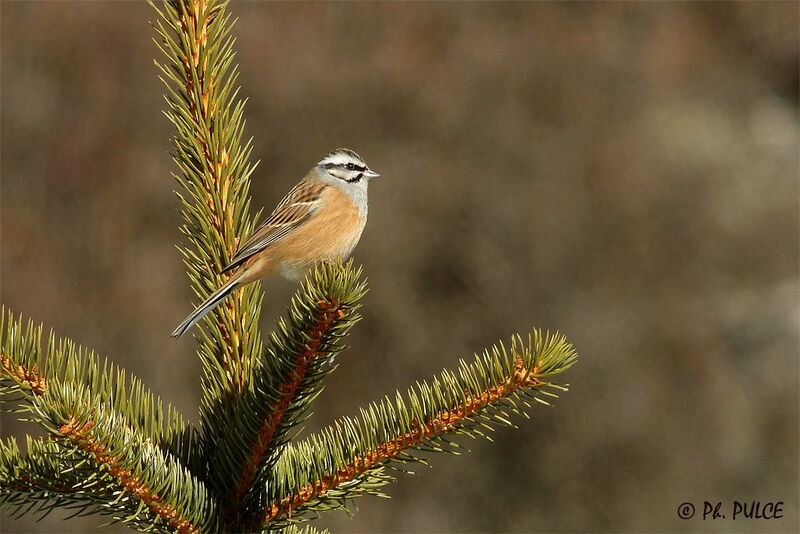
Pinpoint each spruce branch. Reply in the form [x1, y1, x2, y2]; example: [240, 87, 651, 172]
[0, 436, 170, 529]
[52, 414, 208, 533]
[1, 435, 200, 533]
[263, 331, 577, 527]
[0, 308, 188, 454]
[0, 308, 216, 531]
[28, 383, 214, 532]
[0, 310, 49, 400]
[213, 261, 366, 528]
[150, 0, 263, 399]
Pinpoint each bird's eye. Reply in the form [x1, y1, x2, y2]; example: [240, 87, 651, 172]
[346, 163, 355, 170]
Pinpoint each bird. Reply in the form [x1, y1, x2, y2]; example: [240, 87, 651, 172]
[171, 148, 379, 338]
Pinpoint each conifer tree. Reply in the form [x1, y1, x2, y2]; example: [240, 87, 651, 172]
[0, 1, 578, 532]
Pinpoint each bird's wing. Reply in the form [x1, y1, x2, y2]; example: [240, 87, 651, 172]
[222, 178, 327, 273]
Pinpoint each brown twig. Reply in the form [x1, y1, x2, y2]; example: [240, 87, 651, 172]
[226, 300, 343, 522]
[57, 416, 201, 534]
[0, 352, 47, 396]
[263, 358, 541, 523]
[11, 475, 78, 495]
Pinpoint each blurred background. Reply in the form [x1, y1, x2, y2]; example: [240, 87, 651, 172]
[1, 1, 798, 532]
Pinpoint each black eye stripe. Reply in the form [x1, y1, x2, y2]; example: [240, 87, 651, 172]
[324, 162, 365, 169]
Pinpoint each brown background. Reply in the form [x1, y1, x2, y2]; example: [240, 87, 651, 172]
[1, 1, 798, 532]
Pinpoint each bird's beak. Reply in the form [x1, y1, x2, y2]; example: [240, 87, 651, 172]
[364, 168, 380, 178]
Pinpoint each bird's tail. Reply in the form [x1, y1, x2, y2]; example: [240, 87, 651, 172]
[171, 276, 242, 338]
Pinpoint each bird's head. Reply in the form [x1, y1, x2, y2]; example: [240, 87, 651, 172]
[317, 148, 379, 186]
